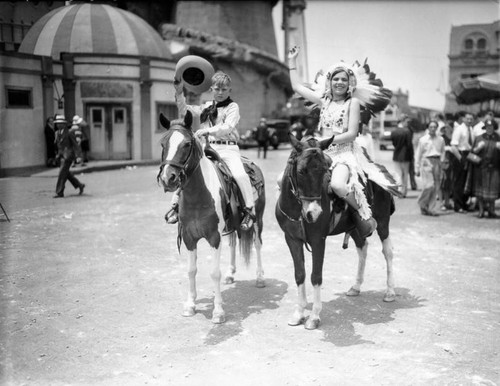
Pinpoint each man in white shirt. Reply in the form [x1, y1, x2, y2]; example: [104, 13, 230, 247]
[450, 112, 474, 213]
[415, 121, 445, 216]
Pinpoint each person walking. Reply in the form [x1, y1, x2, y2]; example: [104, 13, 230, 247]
[256, 117, 270, 159]
[73, 115, 90, 164]
[408, 120, 418, 191]
[439, 121, 455, 211]
[391, 114, 413, 197]
[414, 121, 446, 216]
[53, 114, 85, 198]
[465, 120, 500, 218]
[450, 112, 474, 213]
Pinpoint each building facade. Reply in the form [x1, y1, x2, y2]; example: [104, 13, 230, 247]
[445, 20, 500, 114]
[0, 1, 290, 175]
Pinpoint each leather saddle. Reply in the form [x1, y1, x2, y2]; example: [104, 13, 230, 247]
[204, 145, 264, 234]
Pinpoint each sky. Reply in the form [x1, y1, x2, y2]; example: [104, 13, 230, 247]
[272, 0, 500, 111]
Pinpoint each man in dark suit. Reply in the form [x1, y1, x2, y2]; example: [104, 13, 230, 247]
[53, 114, 85, 198]
[391, 114, 414, 197]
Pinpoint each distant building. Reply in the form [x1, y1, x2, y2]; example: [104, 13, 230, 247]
[445, 20, 500, 115]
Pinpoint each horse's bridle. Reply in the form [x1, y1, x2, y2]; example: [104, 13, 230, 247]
[277, 147, 327, 223]
[158, 127, 201, 186]
[289, 147, 324, 203]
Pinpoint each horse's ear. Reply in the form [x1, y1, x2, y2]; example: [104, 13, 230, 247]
[289, 132, 303, 151]
[184, 110, 193, 129]
[159, 113, 171, 130]
[318, 136, 334, 150]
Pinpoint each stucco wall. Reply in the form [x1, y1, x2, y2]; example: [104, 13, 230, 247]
[0, 55, 46, 169]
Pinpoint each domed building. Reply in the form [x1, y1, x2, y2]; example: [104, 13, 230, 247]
[1, 3, 177, 171]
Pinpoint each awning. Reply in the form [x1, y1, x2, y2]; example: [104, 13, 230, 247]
[453, 72, 500, 105]
[19, 3, 172, 60]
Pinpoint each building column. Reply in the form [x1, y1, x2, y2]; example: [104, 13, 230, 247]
[140, 58, 152, 159]
[61, 53, 76, 121]
[41, 56, 54, 121]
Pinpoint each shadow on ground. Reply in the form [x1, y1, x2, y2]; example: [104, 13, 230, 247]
[196, 278, 288, 346]
[318, 287, 426, 346]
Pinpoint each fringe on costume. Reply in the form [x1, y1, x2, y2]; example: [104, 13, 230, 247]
[326, 142, 401, 220]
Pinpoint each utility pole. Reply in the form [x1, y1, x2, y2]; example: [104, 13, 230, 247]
[282, 0, 308, 82]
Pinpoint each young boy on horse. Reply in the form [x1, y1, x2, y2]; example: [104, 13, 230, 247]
[165, 71, 256, 231]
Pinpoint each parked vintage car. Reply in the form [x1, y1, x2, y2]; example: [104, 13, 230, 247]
[238, 119, 290, 149]
[379, 121, 397, 150]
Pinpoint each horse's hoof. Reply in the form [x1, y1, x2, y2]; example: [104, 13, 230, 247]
[212, 313, 226, 324]
[383, 292, 396, 302]
[304, 317, 320, 330]
[287, 316, 306, 326]
[224, 276, 235, 285]
[256, 279, 266, 288]
[346, 287, 361, 297]
[182, 306, 196, 317]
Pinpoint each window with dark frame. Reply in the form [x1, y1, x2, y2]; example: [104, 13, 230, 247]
[156, 102, 177, 132]
[6, 87, 32, 108]
[464, 38, 474, 51]
[477, 38, 487, 51]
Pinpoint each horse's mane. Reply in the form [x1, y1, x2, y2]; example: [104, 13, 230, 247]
[286, 136, 322, 169]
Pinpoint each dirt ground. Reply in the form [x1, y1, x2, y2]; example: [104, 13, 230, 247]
[0, 148, 499, 385]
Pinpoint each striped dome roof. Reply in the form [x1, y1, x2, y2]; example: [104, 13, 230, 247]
[19, 4, 171, 60]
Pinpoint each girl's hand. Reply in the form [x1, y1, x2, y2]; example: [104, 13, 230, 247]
[173, 77, 183, 94]
[288, 46, 300, 60]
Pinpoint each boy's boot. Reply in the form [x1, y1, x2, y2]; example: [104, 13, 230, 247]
[240, 207, 256, 231]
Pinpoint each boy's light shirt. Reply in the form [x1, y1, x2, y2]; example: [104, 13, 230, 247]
[176, 93, 240, 141]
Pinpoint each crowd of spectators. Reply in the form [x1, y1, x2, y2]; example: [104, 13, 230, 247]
[409, 110, 499, 218]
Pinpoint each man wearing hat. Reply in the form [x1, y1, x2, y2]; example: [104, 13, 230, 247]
[53, 114, 85, 198]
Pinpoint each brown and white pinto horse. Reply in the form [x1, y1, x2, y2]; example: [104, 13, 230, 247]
[157, 111, 265, 324]
[276, 134, 396, 330]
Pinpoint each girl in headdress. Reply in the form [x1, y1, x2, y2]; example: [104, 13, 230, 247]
[288, 46, 399, 237]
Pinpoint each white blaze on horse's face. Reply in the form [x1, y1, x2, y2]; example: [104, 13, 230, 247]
[302, 200, 322, 223]
[161, 130, 185, 182]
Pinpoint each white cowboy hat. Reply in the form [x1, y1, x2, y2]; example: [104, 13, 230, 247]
[54, 114, 67, 124]
[175, 55, 215, 94]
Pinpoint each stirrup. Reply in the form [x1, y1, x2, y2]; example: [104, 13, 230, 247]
[165, 203, 179, 224]
[240, 208, 256, 231]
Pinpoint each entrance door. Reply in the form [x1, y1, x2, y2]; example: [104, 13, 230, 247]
[87, 104, 131, 160]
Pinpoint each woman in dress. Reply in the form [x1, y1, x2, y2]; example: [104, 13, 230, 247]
[287, 46, 399, 237]
[465, 119, 500, 218]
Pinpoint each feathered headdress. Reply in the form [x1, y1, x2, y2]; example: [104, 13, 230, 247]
[304, 58, 392, 119]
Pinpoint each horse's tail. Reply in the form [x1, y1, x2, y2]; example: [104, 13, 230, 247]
[239, 227, 254, 267]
